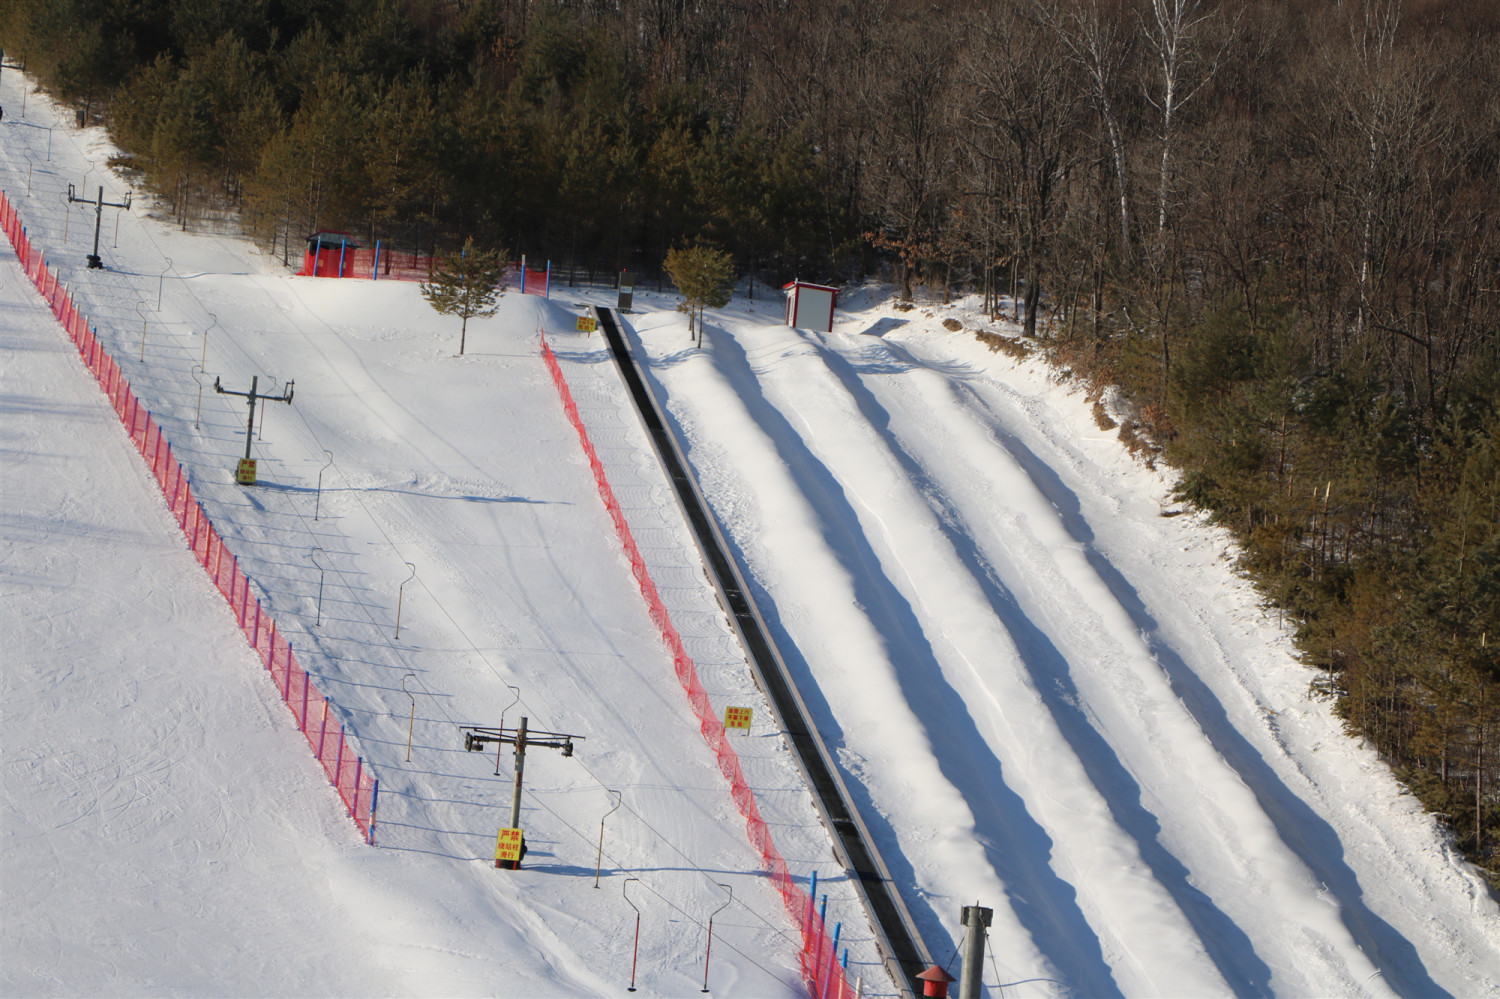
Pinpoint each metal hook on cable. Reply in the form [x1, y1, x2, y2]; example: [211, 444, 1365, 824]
[309, 548, 325, 627]
[314, 450, 334, 521]
[395, 561, 416, 639]
[494, 684, 522, 775]
[401, 673, 417, 762]
[255, 376, 279, 441]
[134, 304, 148, 363]
[702, 883, 734, 993]
[594, 789, 623, 888]
[190, 364, 206, 429]
[157, 256, 172, 309]
[199, 312, 217, 368]
[623, 877, 642, 993]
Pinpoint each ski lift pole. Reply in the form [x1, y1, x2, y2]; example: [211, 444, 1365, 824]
[214, 374, 294, 484]
[460, 714, 580, 871]
[509, 716, 528, 836]
[66, 183, 130, 269]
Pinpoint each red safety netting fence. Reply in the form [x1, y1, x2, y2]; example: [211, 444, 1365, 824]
[0, 189, 378, 845]
[295, 242, 551, 295]
[540, 333, 853, 999]
[297, 244, 437, 281]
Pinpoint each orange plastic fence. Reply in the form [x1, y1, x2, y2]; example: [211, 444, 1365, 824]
[539, 333, 853, 999]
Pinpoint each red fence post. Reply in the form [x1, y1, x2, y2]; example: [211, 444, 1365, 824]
[352, 756, 363, 818]
[318, 700, 329, 762]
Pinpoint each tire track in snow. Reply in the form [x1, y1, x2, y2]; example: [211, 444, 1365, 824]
[644, 321, 1147, 995]
[790, 330, 1284, 997]
[921, 349, 1447, 998]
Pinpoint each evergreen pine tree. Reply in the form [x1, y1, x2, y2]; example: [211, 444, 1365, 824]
[420, 237, 507, 355]
[663, 243, 734, 348]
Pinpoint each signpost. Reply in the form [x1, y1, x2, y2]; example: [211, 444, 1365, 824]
[495, 827, 524, 867]
[575, 315, 598, 333]
[618, 270, 634, 313]
[724, 706, 753, 734]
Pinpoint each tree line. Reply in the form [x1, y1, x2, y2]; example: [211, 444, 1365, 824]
[2, 0, 1496, 882]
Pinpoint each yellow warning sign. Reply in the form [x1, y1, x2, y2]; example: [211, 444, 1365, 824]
[724, 706, 753, 732]
[575, 316, 598, 333]
[495, 826, 524, 862]
[236, 458, 257, 485]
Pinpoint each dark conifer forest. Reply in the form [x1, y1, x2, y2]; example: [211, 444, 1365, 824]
[2, 0, 1496, 883]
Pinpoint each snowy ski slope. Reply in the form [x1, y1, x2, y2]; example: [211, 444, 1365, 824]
[3, 72, 1496, 997]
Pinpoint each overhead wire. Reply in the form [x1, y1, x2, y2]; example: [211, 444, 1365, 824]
[5, 100, 886, 990]
[66, 184, 871, 988]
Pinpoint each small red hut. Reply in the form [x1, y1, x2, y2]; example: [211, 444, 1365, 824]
[299, 231, 362, 277]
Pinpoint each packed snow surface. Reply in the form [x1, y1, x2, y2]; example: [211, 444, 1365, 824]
[3, 75, 1497, 997]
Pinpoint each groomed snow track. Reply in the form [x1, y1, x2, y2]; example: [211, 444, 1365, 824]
[595, 306, 931, 997]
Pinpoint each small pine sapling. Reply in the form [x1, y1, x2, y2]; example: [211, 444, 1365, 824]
[421, 237, 509, 355]
[663, 243, 735, 348]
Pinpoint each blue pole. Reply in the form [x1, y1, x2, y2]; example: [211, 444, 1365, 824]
[820, 923, 842, 999]
[373, 240, 381, 280]
[338, 239, 347, 276]
[814, 895, 828, 989]
[806, 871, 817, 932]
[368, 778, 379, 844]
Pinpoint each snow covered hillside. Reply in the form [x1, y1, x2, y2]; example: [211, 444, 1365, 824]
[3, 72, 1497, 998]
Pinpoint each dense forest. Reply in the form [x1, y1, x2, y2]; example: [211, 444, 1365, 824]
[2, 0, 1496, 884]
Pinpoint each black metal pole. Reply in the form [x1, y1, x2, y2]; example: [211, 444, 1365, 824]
[67, 184, 129, 268]
[90, 188, 103, 267]
[243, 375, 258, 461]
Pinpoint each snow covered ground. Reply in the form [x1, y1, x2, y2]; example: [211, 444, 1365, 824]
[3, 73, 1497, 997]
